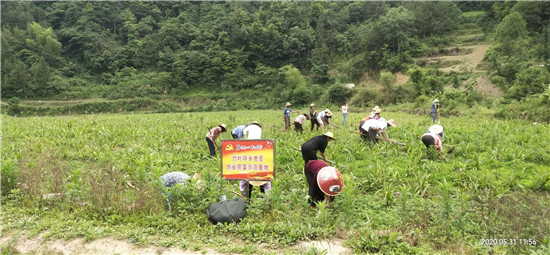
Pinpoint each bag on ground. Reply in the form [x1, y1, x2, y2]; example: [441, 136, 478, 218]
[207, 197, 246, 224]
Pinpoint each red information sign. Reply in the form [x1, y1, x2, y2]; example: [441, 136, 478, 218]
[220, 139, 275, 180]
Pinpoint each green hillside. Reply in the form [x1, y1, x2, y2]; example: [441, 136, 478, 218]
[2, 1, 549, 121]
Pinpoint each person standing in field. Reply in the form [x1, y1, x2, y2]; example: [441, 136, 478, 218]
[243, 121, 262, 139]
[431, 99, 440, 123]
[294, 113, 310, 133]
[342, 103, 348, 125]
[283, 102, 299, 131]
[231, 125, 247, 139]
[421, 124, 443, 152]
[304, 160, 344, 209]
[239, 121, 271, 199]
[206, 124, 227, 157]
[309, 104, 320, 131]
[301, 132, 335, 164]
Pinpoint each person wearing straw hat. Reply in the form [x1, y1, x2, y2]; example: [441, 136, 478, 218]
[359, 106, 382, 135]
[294, 113, 310, 133]
[206, 124, 227, 156]
[283, 102, 299, 130]
[323, 109, 333, 125]
[231, 125, 247, 139]
[422, 124, 443, 152]
[431, 99, 440, 123]
[243, 121, 262, 139]
[361, 118, 396, 143]
[300, 132, 335, 164]
[309, 104, 321, 131]
[239, 121, 270, 199]
[304, 160, 344, 208]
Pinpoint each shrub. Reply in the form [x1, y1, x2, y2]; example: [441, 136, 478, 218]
[325, 84, 353, 105]
[351, 87, 379, 108]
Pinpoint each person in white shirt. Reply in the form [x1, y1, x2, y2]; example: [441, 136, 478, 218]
[243, 121, 262, 139]
[239, 121, 271, 199]
[294, 114, 310, 133]
[317, 110, 326, 128]
[342, 103, 348, 125]
[361, 118, 396, 144]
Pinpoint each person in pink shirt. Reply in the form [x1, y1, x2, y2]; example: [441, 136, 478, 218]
[421, 125, 443, 152]
[206, 124, 227, 156]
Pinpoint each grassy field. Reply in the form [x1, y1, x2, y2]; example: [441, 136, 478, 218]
[1, 109, 549, 254]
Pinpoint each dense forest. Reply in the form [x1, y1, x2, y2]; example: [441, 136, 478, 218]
[1, 1, 550, 119]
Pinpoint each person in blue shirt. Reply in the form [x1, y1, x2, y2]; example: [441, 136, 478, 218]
[231, 125, 247, 139]
[283, 102, 299, 130]
[431, 99, 440, 123]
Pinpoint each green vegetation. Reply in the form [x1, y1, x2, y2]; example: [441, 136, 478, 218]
[2, 110, 549, 253]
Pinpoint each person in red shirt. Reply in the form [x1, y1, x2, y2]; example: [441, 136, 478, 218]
[304, 160, 344, 208]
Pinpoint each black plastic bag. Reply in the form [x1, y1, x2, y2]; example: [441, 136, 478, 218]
[207, 197, 246, 224]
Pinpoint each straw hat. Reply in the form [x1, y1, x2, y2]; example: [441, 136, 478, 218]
[324, 131, 335, 140]
[249, 180, 268, 186]
[220, 124, 227, 131]
[433, 99, 439, 103]
[251, 121, 261, 128]
[372, 106, 381, 114]
[428, 124, 443, 134]
[326, 111, 332, 117]
[286, 102, 291, 107]
[310, 103, 315, 107]
[387, 119, 396, 127]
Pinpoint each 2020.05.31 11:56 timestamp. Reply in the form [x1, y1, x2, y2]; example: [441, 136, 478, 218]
[481, 239, 537, 246]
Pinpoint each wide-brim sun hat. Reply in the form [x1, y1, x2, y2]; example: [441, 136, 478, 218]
[249, 180, 268, 186]
[326, 111, 332, 117]
[428, 124, 443, 134]
[286, 102, 291, 107]
[433, 99, 439, 103]
[220, 124, 227, 131]
[387, 119, 397, 127]
[317, 166, 344, 196]
[372, 106, 381, 114]
[324, 131, 335, 140]
[310, 103, 315, 107]
[251, 121, 261, 128]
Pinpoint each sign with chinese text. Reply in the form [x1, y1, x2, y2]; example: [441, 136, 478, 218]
[221, 139, 275, 180]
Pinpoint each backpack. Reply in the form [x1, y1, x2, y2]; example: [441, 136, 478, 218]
[207, 197, 246, 224]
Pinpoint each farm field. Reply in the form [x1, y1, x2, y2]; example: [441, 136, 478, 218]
[1, 110, 550, 254]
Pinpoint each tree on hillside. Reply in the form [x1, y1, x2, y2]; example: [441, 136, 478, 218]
[485, 12, 532, 84]
[403, 2, 461, 37]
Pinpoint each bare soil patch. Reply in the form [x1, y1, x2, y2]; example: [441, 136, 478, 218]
[438, 44, 490, 73]
[0, 232, 220, 255]
[395, 72, 410, 85]
[474, 75, 503, 97]
[296, 239, 351, 254]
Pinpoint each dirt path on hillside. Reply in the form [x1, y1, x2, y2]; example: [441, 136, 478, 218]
[0, 231, 351, 254]
[439, 44, 490, 72]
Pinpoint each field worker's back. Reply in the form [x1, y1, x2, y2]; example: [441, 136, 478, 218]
[243, 124, 262, 139]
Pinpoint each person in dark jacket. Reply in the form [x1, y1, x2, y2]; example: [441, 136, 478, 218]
[309, 104, 320, 131]
[300, 132, 335, 164]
